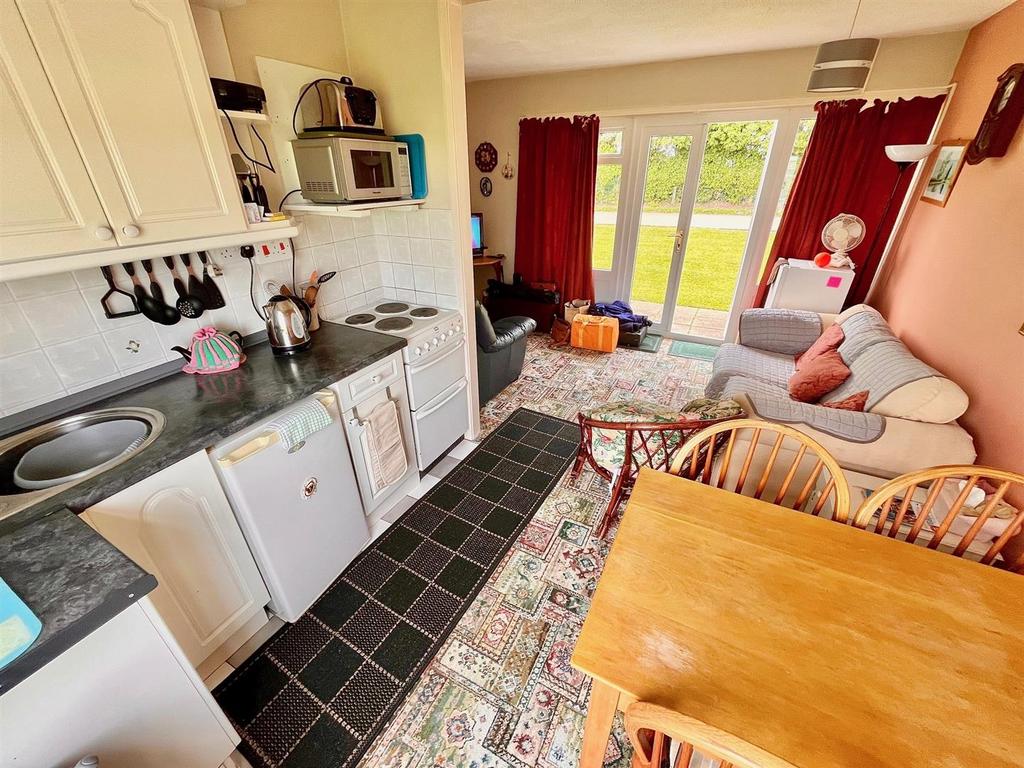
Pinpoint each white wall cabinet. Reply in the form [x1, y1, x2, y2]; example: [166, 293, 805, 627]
[0, 599, 238, 767]
[82, 450, 269, 676]
[0, 0, 114, 260]
[1, 0, 245, 264]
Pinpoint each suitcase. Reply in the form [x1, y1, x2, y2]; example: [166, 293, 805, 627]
[571, 314, 619, 352]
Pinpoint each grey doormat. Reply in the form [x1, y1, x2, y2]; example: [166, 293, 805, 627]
[213, 408, 578, 768]
[668, 340, 718, 361]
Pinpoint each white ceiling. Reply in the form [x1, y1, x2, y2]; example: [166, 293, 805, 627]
[463, 0, 1012, 81]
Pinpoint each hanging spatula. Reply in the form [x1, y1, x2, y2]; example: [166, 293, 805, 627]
[196, 251, 226, 309]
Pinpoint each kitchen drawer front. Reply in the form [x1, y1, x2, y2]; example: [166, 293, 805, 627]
[337, 352, 403, 410]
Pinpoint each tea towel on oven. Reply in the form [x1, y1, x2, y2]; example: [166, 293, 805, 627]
[364, 399, 408, 490]
[266, 399, 333, 451]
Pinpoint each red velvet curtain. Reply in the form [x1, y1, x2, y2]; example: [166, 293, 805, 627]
[514, 115, 599, 303]
[754, 95, 944, 308]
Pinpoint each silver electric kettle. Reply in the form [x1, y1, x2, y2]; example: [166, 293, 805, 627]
[263, 295, 312, 355]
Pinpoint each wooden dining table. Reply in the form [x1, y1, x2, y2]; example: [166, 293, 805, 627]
[571, 468, 1024, 768]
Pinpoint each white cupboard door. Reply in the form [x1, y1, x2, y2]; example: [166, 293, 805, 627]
[18, 0, 246, 247]
[0, 0, 113, 262]
[0, 600, 238, 767]
[82, 451, 269, 671]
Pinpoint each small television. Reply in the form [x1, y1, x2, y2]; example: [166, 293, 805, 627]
[470, 212, 484, 256]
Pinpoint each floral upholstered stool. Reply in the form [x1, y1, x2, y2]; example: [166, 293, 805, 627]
[571, 398, 744, 537]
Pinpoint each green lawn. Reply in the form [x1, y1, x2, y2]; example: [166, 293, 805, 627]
[593, 224, 751, 311]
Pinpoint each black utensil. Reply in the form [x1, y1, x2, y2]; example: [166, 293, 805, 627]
[141, 259, 166, 304]
[164, 256, 204, 319]
[317, 271, 337, 285]
[123, 262, 178, 325]
[196, 251, 225, 309]
[180, 253, 208, 305]
[98, 265, 141, 319]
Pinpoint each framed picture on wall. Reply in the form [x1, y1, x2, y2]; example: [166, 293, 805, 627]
[921, 140, 969, 207]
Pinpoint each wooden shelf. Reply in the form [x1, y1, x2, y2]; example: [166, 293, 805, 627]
[218, 109, 269, 123]
[284, 199, 425, 218]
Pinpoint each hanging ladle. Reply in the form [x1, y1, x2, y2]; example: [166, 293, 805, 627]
[164, 256, 205, 319]
[123, 262, 178, 325]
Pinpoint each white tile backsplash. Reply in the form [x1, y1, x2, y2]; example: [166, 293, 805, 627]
[1, 350, 64, 411]
[7, 272, 77, 300]
[0, 212, 463, 418]
[20, 291, 98, 345]
[0, 241, 295, 418]
[45, 334, 118, 390]
[0, 304, 37, 357]
[409, 238, 432, 266]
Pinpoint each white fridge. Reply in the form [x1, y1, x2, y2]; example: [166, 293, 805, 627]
[210, 390, 368, 622]
[764, 258, 854, 314]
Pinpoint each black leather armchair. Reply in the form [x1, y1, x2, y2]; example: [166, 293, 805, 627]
[475, 302, 536, 405]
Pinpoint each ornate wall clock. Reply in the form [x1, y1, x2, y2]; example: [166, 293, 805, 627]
[966, 63, 1024, 165]
[479, 176, 493, 197]
[475, 141, 498, 172]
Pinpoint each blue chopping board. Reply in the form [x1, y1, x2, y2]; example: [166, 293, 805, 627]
[0, 576, 42, 670]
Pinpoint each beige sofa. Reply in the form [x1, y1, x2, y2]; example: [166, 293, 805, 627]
[707, 305, 976, 480]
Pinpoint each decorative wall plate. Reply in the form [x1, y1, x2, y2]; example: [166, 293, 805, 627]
[475, 142, 498, 172]
[480, 176, 493, 197]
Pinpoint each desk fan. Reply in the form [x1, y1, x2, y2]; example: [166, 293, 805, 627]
[817, 213, 865, 269]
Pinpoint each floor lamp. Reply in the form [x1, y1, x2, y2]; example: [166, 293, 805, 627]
[865, 143, 935, 264]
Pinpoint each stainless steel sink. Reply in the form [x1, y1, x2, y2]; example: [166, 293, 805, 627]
[0, 408, 165, 521]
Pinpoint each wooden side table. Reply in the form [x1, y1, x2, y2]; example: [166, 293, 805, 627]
[472, 254, 505, 284]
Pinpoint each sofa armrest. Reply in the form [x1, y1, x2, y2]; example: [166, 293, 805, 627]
[480, 315, 536, 353]
[738, 309, 823, 355]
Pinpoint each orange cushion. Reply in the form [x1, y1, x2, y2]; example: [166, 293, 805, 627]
[822, 390, 868, 411]
[788, 349, 850, 402]
[796, 324, 845, 369]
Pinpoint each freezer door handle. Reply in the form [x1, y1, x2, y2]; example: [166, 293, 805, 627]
[414, 378, 468, 419]
[215, 390, 337, 467]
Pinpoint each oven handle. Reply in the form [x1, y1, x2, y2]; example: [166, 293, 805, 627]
[407, 337, 465, 374]
[415, 378, 467, 419]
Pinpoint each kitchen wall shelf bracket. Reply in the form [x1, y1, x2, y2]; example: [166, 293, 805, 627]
[283, 200, 426, 218]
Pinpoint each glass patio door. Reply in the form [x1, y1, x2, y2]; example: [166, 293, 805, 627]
[624, 119, 778, 341]
[625, 125, 704, 328]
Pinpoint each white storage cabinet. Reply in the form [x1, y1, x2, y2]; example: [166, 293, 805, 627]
[0, 0, 245, 263]
[0, 599, 238, 767]
[81, 450, 270, 676]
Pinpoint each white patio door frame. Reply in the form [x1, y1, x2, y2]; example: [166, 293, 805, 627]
[601, 106, 813, 344]
[617, 117, 706, 337]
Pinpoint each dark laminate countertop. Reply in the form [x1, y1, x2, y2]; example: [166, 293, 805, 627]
[0, 321, 405, 693]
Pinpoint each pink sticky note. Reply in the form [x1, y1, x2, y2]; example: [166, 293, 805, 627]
[826, 276, 842, 288]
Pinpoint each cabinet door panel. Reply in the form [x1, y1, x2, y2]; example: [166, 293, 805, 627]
[83, 451, 269, 669]
[0, 0, 111, 262]
[19, 0, 245, 245]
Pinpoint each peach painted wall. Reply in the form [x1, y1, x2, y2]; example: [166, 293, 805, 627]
[872, 1, 1024, 481]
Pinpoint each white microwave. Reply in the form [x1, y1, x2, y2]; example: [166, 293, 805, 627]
[291, 136, 412, 203]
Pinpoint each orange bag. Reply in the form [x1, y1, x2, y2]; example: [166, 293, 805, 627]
[570, 314, 618, 352]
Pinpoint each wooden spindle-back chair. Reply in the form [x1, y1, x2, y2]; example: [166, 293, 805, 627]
[668, 419, 851, 523]
[626, 702, 796, 768]
[852, 465, 1024, 571]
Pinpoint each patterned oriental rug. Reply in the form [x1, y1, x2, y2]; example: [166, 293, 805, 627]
[214, 409, 582, 768]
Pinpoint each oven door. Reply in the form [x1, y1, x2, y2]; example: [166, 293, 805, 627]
[405, 338, 466, 410]
[339, 140, 403, 201]
[411, 378, 469, 470]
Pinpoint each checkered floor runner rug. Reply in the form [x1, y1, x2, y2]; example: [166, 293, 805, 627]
[214, 408, 579, 768]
